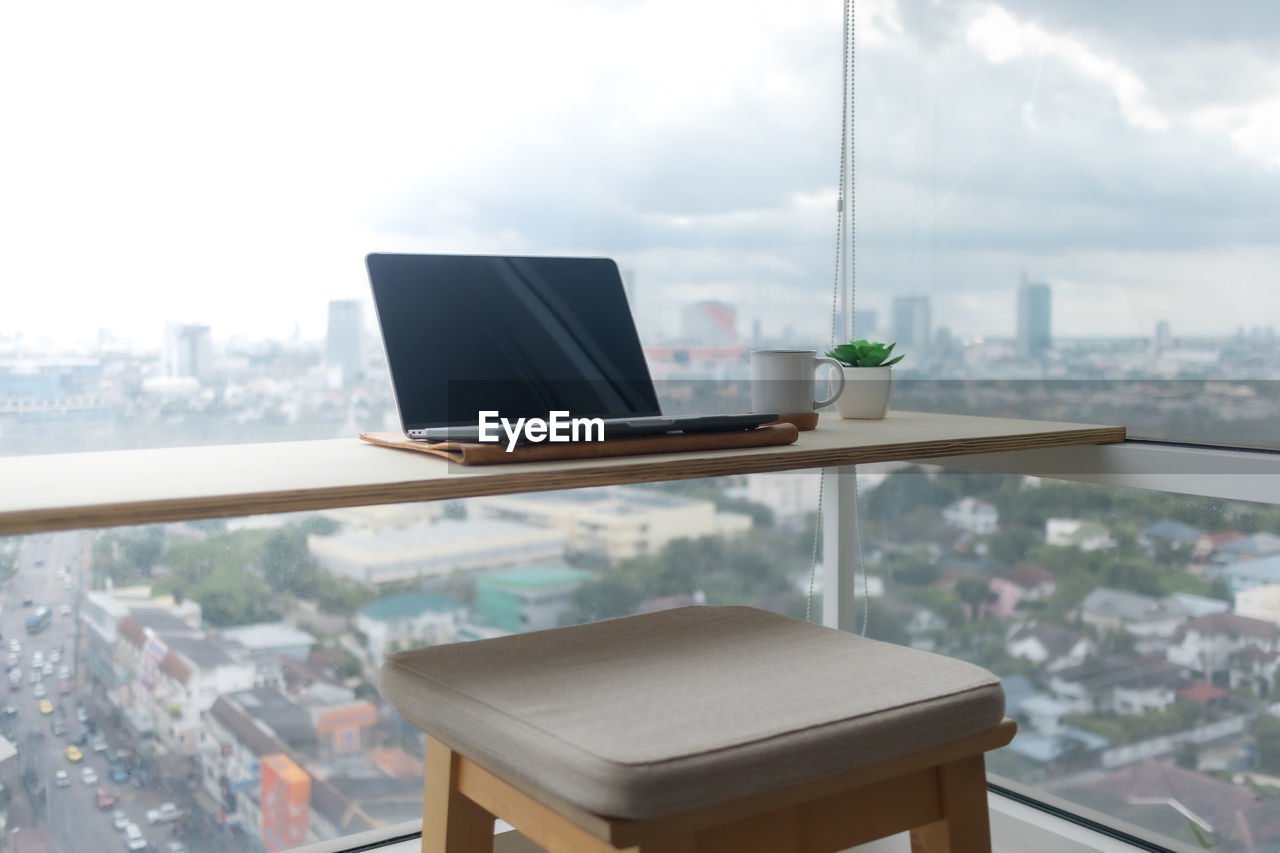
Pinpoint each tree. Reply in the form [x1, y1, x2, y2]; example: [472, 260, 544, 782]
[955, 578, 997, 621]
[1251, 714, 1280, 773]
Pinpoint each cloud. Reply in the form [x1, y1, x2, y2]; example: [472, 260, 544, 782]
[965, 4, 1169, 131]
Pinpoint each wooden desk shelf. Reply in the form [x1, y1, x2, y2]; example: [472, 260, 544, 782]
[0, 411, 1124, 536]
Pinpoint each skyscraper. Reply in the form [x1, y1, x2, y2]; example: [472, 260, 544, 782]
[681, 301, 738, 344]
[891, 297, 931, 350]
[326, 300, 364, 385]
[162, 323, 213, 382]
[1016, 276, 1052, 360]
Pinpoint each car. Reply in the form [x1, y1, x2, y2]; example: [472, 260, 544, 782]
[65, 744, 82, 762]
[8, 640, 19, 653]
[39, 699, 53, 715]
[54, 770, 70, 788]
[62, 580, 73, 591]
[75, 705, 89, 723]
[50, 717, 67, 737]
[123, 823, 147, 851]
[3, 706, 16, 719]
[21, 595, 33, 606]
[27, 726, 43, 740]
[58, 679, 70, 695]
[32, 683, 46, 699]
[5, 653, 17, 670]
[57, 665, 69, 680]
[49, 649, 61, 664]
[96, 787, 118, 809]
[8, 677, 19, 692]
[110, 763, 129, 783]
[111, 809, 130, 830]
[28, 669, 41, 684]
[41, 663, 53, 676]
[80, 766, 98, 786]
[31, 652, 43, 668]
[70, 727, 88, 745]
[145, 802, 184, 825]
[91, 735, 108, 753]
[59, 604, 71, 616]
[8, 668, 20, 683]
[163, 843, 187, 853]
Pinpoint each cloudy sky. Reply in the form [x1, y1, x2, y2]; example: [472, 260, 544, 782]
[2, 0, 1278, 350]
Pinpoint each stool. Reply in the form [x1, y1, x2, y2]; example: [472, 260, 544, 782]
[381, 606, 1014, 853]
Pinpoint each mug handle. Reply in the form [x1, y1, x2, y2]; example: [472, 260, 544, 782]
[813, 357, 846, 409]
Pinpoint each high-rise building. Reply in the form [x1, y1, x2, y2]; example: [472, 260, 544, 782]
[856, 309, 878, 339]
[681, 301, 738, 344]
[162, 323, 213, 382]
[1016, 276, 1052, 360]
[326, 300, 363, 385]
[1154, 320, 1172, 355]
[891, 297, 931, 350]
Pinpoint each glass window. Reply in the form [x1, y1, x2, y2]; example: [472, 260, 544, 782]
[0, 1, 844, 457]
[0, 477, 798, 851]
[852, 2, 1280, 449]
[858, 465, 1280, 851]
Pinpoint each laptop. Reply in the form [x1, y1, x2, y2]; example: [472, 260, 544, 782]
[366, 253, 776, 443]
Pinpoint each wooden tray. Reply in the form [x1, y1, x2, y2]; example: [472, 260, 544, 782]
[359, 423, 800, 465]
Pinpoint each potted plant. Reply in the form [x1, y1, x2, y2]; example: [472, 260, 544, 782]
[824, 339, 903, 419]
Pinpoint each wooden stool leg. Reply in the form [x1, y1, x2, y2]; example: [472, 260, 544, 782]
[908, 755, 992, 853]
[423, 737, 495, 853]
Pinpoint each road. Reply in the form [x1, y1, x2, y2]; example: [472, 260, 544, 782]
[3, 531, 182, 853]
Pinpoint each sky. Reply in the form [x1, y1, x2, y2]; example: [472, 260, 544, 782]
[2, 0, 1279, 351]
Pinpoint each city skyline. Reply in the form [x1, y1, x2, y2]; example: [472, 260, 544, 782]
[6, 3, 1280, 350]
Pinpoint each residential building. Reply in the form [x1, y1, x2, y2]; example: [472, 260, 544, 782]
[470, 486, 750, 563]
[1211, 554, 1280, 594]
[942, 497, 998, 535]
[1166, 612, 1280, 680]
[308, 518, 567, 586]
[353, 593, 467, 668]
[203, 691, 316, 846]
[1214, 532, 1280, 563]
[1046, 518, 1116, 551]
[114, 616, 258, 755]
[1005, 622, 1092, 672]
[1080, 588, 1188, 646]
[1140, 519, 1204, 558]
[474, 563, 594, 632]
[734, 472, 820, 525]
[1058, 760, 1280, 850]
[988, 564, 1056, 619]
[1235, 584, 1280, 624]
[1049, 656, 1182, 715]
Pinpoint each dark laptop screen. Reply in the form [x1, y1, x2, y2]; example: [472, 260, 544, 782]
[367, 254, 662, 431]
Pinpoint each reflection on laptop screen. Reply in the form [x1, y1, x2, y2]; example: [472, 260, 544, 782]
[367, 254, 662, 432]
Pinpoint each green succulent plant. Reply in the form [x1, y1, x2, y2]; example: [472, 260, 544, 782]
[825, 339, 904, 368]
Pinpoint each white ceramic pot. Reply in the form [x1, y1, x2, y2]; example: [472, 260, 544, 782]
[832, 366, 894, 419]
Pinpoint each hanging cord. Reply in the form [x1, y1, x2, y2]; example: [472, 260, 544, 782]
[808, 0, 868, 637]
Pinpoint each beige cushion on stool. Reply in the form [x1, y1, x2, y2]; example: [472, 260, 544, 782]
[381, 605, 1004, 821]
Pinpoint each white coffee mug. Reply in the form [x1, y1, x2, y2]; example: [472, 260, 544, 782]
[750, 350, 846, 415]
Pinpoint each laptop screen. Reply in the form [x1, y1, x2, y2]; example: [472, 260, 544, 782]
[367, 254, 662, 432]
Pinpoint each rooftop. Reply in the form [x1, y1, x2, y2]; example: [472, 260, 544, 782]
[220, 622, 317, 651]
[1081, 587, 1186, 624]
[477, 563, 594, 588]
[357, 592, 467, 623]
[164, 634, 244, 670]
